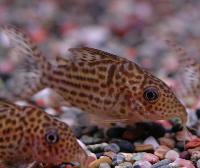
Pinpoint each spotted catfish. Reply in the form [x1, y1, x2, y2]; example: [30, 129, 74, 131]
[167, 39, 200, 108]
[0, 26, 187, 126]
[0, 99, 88, 168]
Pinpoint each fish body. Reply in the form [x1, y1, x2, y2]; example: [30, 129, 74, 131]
[0, 99, 87, 168]
[0, 26, 187, 126]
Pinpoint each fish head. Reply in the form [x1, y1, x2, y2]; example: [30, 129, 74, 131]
[31, 114, 87, 166]
[122, 67, 187, 125]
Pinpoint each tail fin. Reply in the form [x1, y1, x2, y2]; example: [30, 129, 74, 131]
[0, 26, 50, 100]
[166, 39, 200, 107]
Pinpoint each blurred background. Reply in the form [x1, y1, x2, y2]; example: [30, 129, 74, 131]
[0, 0, 200, 123]
[1, 0, 199, 72]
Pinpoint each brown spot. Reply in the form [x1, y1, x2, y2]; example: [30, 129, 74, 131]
[99, 74, 106, 80]
[100, 91, 106, 97]
[78, 62, 85, 66]
[107, 64, 117, 85]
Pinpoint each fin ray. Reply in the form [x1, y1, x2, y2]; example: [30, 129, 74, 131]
[0, 26, 48, 100]
[69, 47, 127, 63]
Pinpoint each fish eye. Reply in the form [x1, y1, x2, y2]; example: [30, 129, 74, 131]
[45, 130, 59, 144]
[143, 87, 159, 102]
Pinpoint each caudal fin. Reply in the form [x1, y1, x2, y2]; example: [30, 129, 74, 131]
[166, 39, 200, 107]
[0, 26, 50, 100]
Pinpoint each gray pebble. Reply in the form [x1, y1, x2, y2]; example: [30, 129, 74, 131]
[151, 159, 172, 168]
[197, 159, 200, 168]
[118, 162, 133, 168]
[99, 162, 111, 168]
[87, 143, 108, 153]
[112, 153, 125, 166]
[104, 143, 120, 153]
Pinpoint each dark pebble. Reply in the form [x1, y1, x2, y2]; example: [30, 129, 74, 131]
[149, 123, 166, 138]
[170, 121, 183, 132]
[135, 122, 166, 139]
[111, 139, 134, 152]
[196, 108, 200, 119]
[122, 125, 145, 141]
[81, 126, 99, 135]
[133, 165, 141, 168]
[176, 141, 185, 152]
[106, 127, 126, 138]
[96, 152, 104, 158]
[93, 130, 104, 139]
[180, 151, 191, 160]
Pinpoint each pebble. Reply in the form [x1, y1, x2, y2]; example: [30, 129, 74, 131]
[111, 139, 135, 153]
[190, 150, 200, 163]
[103, 151, 116, 159]
[132, 160, 152, 168]
[175, 141, 185, 151]
[88, 156, 112, 168]
[104, 143, 120, 153]
[122, 128, 144, 141]
[176, 130, 197, 141]
[196, 109, 200, 119]
[118, 162, 133, 168]
[81, 135, 102, 145]
[197, 159, 200, 168]
[121, 153, 133, 162]
[188, 146, 200, 154]
[158, 137, 175, 149]
[170, 158, 195, 168]
[154, 145, 170, 159]
[142, 153, 159, 164]
[87, 143, 108, 153]
[143, 136, 159, 150]
[131, 152, 158, 163]
[106, 127, 126, 139]
[165, 150, 179, 161]
[134, 144, 154, 152]
[151, 159, 172, 168]
[179, 151, 190, 160]
[132, 152, 145, 161]
[112, 153, 125, 166]
[186, 138, 200, 149]
[143, 122, 166, 138]
[99, 163, 111, 168]
[96, 153, 104, 158]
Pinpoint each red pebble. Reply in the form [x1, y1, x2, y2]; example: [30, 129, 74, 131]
[186, 138, 200, 149]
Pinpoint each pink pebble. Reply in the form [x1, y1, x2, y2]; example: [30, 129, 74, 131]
[172, 158, 195, 168]
[143, 153, 159, 163]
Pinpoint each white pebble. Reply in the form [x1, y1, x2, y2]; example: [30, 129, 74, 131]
[165, 150, 179, 161]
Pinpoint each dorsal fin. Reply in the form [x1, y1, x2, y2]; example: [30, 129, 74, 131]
[68, 47, 127, 63]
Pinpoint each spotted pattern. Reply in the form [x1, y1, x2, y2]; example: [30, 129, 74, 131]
[0, 100, 87, 168]
[44, 47, 187, 125]
[0, 27, 187, 127]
